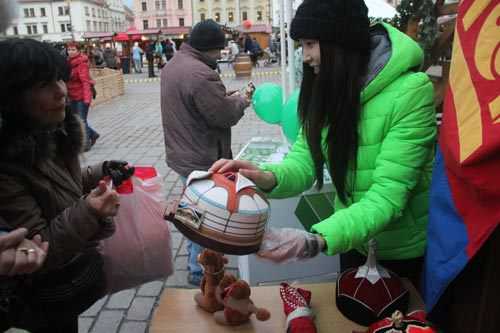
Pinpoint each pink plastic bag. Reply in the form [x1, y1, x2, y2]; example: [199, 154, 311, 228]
[99, 166, 174, 294]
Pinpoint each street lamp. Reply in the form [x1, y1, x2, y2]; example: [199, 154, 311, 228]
[66, 0, 75, 40]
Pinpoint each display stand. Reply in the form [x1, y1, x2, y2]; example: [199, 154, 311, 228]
[150, 280, 424, 333]
[235, 138, 339, 286]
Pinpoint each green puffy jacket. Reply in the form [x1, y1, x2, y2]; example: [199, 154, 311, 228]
[262, 23, 436, 260]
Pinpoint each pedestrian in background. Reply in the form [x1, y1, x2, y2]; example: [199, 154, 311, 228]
[160, 19, 253, 286]
[67, 42, 100, 151]
[132, 42, 144, 73]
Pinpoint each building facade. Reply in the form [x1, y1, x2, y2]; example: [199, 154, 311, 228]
[192, 0, 271, 28]
[4, 0, 126, 42]
[133, 0, 192, 31]
[124, 4, 135, 29]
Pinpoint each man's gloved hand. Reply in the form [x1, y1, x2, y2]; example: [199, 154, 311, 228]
[257, 228, 325, 263]
[102, 160, 135, 187]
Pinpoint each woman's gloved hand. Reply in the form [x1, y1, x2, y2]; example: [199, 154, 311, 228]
[102, 160, 134, 187]
[257, 228, 326, 263]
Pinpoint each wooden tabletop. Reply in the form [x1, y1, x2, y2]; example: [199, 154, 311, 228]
[150, 280, 424, 333]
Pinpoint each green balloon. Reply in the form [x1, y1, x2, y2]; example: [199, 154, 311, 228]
[281, 89, 301, 144]
[252, 83, 283, 124]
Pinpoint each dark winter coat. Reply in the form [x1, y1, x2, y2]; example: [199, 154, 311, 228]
[160, 43, 249, 177]
[0, 109, 114, 327]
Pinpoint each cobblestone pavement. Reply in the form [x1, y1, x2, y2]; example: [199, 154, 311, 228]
[75, 64, 282, 333]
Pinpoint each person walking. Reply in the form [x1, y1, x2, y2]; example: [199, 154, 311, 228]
[160, 20, 253, 286]
[132, 42, 144, 73]
[67, 42, 100, 151]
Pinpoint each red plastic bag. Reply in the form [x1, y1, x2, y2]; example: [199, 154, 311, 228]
[99, 166, 174, 294]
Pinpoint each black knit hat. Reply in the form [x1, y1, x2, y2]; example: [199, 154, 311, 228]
[189, 19, 226, 51]
[290, 0, 370, 50]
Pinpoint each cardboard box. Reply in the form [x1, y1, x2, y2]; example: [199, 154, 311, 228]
[295, 192, 335, 231]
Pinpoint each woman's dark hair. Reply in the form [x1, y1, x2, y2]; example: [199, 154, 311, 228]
[0, 38, 70, 115]
[299, 43, 369, 204]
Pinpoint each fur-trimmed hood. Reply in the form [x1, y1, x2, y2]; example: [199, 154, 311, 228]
[0, 108, 85, 166]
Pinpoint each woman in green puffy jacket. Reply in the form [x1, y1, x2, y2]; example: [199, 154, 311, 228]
[211, 0, 436, 288]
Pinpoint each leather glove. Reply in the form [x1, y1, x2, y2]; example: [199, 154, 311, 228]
[102, 160, 134, 187]
[257, 228, 325, 263]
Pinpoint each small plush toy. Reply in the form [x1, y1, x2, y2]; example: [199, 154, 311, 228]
[279, 282, 317, 333]
[194, 249, 228, 313]
[214, 280, 271, 326]
[215, 273, 238, 305]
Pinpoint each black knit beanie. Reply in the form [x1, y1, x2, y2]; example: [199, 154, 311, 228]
[188, 19, 226, 51]
[290, 0, 370, 50]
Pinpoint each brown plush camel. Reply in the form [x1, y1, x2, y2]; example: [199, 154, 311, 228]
[194, 249, 228, 313]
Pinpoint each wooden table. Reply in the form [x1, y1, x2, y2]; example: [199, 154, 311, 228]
[150, 280, 424, 333]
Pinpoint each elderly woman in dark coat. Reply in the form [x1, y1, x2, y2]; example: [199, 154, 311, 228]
[0, 38, 133, 332]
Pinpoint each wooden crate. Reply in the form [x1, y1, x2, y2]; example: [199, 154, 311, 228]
[90, 68, 124, 106]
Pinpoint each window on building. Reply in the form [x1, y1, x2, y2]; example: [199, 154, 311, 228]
[40, 8, 46, 17]
[13, 26, 18, 35]
[92, 8, 95, 17]
[157, 19, 161, 28]
[42, 24, 48, 33]
[93, 21, 97, 31]
[228, 12, 233, 22]
[141, 2, 147, 11]
[24, 8, 29, 17]
[26, 25, 32, 35]
[97, 9, 101, 18]
[179, 17, 184, 26]
[60, 24, 66, 32]
[178, 0, 183, 9]
[163, 18, 168, 27]
[86, 20, 91, 31]
[215, 12, 220, 22]
[161, 0, 166, 9]
[99, 22, 102, 31]
[143, 20, 149, 29]
[85, 6, 89, 16]
[200, 13, 205, 20]
[29, 8, 35, 17]
[64, 6, 70, 15]
[242, 11, 248, 20]
[257, 11, 262, 21]
[155, 1, 160, 10]
[32, 25, 38, 34]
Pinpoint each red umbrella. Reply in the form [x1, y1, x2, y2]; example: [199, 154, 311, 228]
[114, 32, 129, 42]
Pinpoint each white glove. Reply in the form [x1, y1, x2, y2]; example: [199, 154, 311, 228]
[257, 228, 325, 263]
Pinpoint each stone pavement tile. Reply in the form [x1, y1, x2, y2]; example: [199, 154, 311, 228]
[78, 317, 94, 333]
[171, 231, 183, 250]
[137, 280, 164, 297]
[91, 310, 124, 333]
[177, 238, 188, 256]
[107, 289, 137, 309]
[174, 255, 189, 271]
[81, 296, 108, 316]
[119, 321, 147, 333]
[126, 297, 156, 321]
[164, 269, 190, 288]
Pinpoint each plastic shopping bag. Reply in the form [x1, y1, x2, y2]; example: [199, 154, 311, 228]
[99, 166, 174, 294]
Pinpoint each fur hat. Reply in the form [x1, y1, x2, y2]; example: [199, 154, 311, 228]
[290, 0, 370, 50]
[188, 19, 226, 51]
